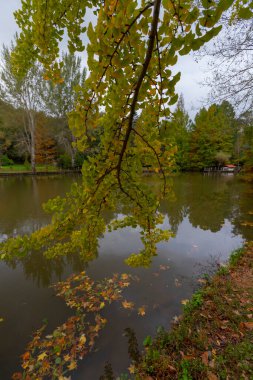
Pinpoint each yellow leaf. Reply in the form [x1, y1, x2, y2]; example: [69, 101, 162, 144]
[122, 300, 135, 309]
[79, 334, 87, 345]
[64, 354, 71, 362]
[38, 352, 47, 361]
[128, 364, 135, 374]
[68, 361, 77, 370]
[181, 299, 189, 305]
[138, 306, 146, 316]
[121, 273, 129, 280]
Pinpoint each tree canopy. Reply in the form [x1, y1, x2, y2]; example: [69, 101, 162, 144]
[1, 0, 251, 265]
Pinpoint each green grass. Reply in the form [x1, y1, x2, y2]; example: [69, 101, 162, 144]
[0, 164, 61, 173]
[215, 339, 253, 379]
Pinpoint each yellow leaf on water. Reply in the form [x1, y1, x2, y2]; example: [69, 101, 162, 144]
[64, 354, 71, 362]
[122, 300, 135, 309]
[138, 306, 146, 316]
[37, 352, 47, 361]
[181, 299, 189, 305]
[79, 334, 87, 345]
[68, 361, 77, 370]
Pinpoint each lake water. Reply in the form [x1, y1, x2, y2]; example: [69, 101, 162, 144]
[0, 173, 252, 379]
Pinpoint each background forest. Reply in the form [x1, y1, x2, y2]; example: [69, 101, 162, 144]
[1, 86, 252, 173]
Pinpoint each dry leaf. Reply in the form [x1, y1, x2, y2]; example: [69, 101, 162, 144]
[128, 364, 135, 374]
[201, 351, 209, 365]
[79, 334, 87, 345]
[168, 364, 177, 373]
[159, 265, 170, 270]
[207, 371, 218, 380]
[242, 321, 253, 330]
[37, 352, 47, 361]
[68, 361, 77, 370]
[122, 300, 135, 309]
[138, 306, 146, 316]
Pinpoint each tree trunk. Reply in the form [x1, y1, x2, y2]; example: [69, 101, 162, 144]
[29, 112, 36, 174]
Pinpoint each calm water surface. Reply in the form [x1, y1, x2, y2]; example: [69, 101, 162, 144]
[0, 173, 252, 379]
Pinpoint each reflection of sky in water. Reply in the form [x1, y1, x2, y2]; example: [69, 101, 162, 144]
[0, 174, 252, 379]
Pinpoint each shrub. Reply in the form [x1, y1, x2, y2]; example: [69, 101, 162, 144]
[58, 154, 72, 169]
[0, 155, 14, 166]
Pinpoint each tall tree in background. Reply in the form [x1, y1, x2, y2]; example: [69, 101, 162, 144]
[201, 16, 253, 112]
[35, 113, 57, 165]
[0, 40, 45, 172]
[43, 53, 86, 167]
[189, 101, 235, 169]
[237, 110, 253, 178]
[161, 94, 191, 170]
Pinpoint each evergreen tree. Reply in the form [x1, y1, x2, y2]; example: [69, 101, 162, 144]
[189, 102, 235, 169]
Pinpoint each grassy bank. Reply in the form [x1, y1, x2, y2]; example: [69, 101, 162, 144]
[0, 164, 57, 173]
[0, 164, 81, 175]
[131, 243, 253, 379]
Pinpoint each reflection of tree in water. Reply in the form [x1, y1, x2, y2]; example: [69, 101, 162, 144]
[186, 175, 233, 232]
[161, 174, 253, 239]
[3, 208, 117, 288]
[4, 250, 93, 287]
[1, 174, 252, 285]
[0, 176, 78, 237]
[231, 185, 253, 241]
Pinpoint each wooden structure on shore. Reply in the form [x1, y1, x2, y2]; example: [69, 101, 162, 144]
[203, 164, 240, 173]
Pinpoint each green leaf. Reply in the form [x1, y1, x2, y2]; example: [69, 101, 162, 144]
[238, 7, 253, 19]
[143, 335, 152, 346]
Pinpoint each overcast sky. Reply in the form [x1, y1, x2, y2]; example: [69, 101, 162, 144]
[0, 1, 211, 119]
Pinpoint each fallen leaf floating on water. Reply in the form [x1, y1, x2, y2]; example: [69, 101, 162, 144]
[79, 334, 87, 345]
[138, 306, 146, 316]
[181, 299, 189, 305]
[159, 264, 170, 270]
[122, 300, 135, 310]
[68, 361, 77, 370]
[0, 317, 4, 323]
[121, 273, 129, 280]
[174, 278, 182, 287]
[13, 271, 133, 380]
[37, 352, 47, 361]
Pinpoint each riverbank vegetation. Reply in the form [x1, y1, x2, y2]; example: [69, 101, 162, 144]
[1, 92, 252, 175]
[128, 243, 253, 379]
